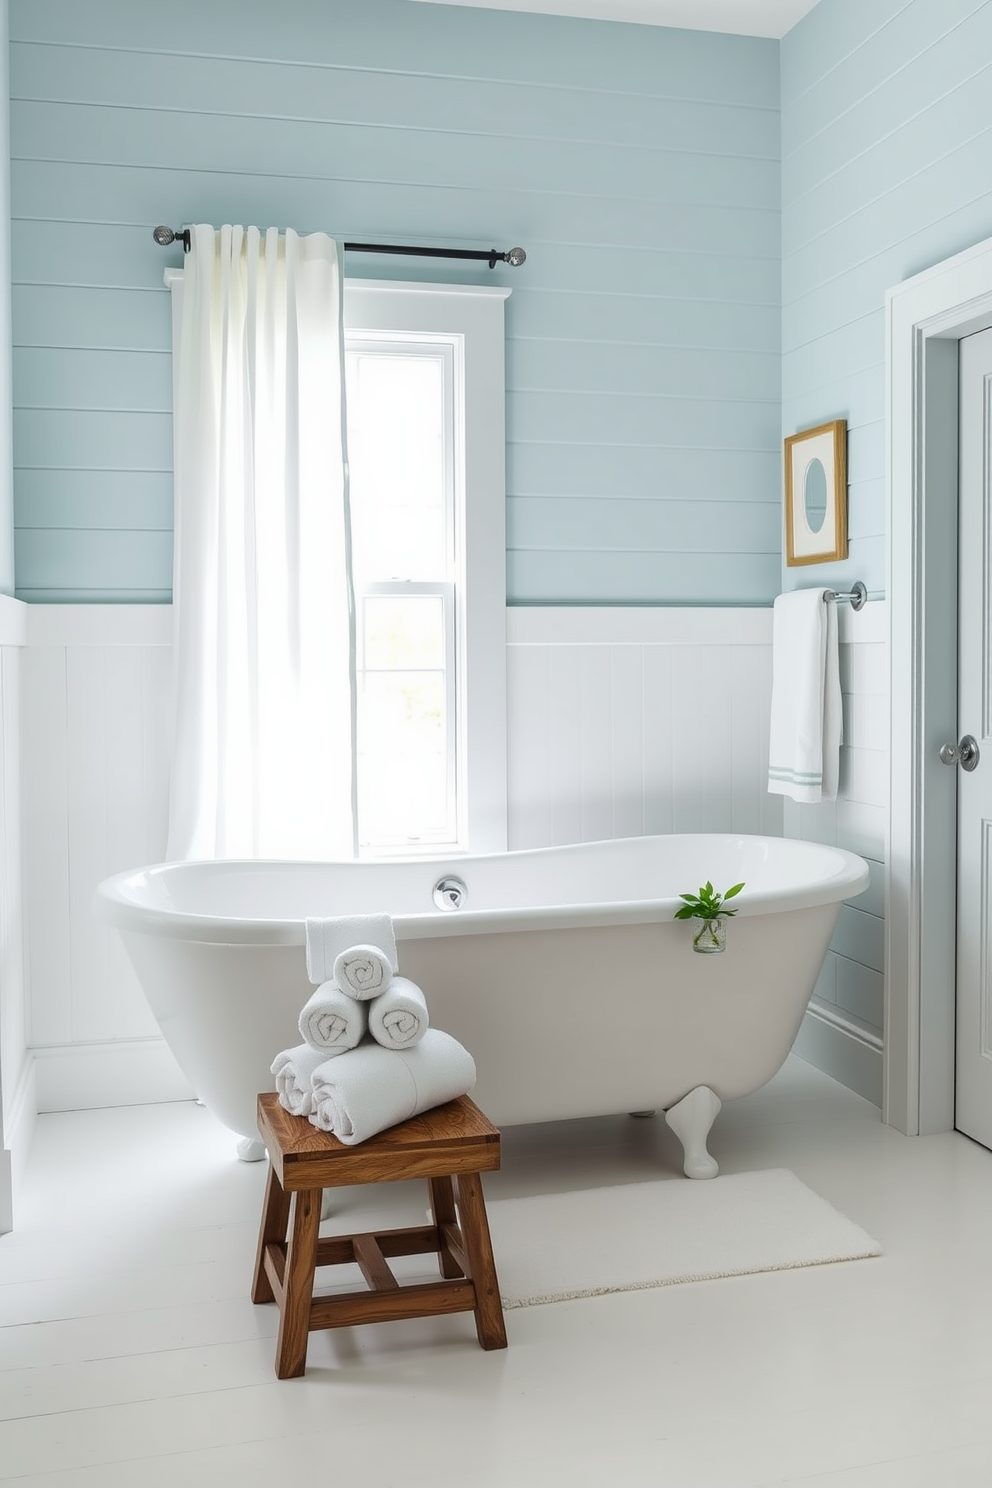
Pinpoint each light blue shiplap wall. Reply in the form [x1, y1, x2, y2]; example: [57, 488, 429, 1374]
[8, 0, 780, 604]
[781, 0, 992, 598]
[781, 0, 992, 1050]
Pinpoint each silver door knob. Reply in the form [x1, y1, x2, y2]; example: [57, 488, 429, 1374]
[939, 735, 980, 770]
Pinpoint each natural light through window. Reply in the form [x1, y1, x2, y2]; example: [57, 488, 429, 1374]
[346, 339, 458, 851]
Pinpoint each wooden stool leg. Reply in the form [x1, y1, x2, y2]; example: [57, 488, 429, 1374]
[251, 1161, 291, 1304]
[455, 1172, 507, 1351]
[428, 1176, 463, 1278]
[275, 1187, 322, 1379]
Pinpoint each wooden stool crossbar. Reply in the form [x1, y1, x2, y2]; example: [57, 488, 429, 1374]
[251, 1092, 508, 1377]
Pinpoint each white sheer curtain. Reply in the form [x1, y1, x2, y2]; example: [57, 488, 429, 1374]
[166, 224, 357, 860]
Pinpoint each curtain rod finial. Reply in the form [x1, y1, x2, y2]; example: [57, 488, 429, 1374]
[153, 226, 191, 250]
[505, 246, 526, 267]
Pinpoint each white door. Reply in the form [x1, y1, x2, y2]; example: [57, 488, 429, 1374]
[955, 325, 992, 1148]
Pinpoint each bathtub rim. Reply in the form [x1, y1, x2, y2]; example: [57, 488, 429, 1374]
[93, 833, 871, 946]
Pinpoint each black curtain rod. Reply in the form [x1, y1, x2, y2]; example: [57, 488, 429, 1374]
[153, 226, 526, 269]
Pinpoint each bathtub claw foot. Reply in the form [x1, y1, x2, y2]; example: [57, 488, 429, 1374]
[236, 1136, 266, 1163]
[664, 1086, 722, 1179]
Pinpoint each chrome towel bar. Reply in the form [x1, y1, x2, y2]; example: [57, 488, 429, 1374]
[825, 581, 868, 611]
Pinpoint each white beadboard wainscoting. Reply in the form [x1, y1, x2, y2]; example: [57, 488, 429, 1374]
[0, 593, 29, 1232]
[19, 605, 187, 1118]
[12, 602, 887, 1130]
[506, 607, 782, 848]
[786, 597, 888, 1106]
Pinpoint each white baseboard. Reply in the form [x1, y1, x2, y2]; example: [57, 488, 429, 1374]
[0, 1147, 10, 1235]
[32, 1038, 195, 1113]
[793, 1002, 883, 1107]
[1, 1053, 37, 1233]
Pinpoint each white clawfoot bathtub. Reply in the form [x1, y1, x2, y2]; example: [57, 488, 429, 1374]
[95, 833, 869, 1176]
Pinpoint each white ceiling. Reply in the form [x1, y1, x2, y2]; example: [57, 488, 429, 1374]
[406, 0, 822, 39]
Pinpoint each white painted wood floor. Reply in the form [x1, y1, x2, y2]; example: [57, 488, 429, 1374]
[3, 1054, 992, 1488]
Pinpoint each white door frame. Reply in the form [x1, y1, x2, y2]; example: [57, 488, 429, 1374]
[886, 232, 992, 1135]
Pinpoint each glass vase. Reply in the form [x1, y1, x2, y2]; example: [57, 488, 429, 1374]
[692, 914, 728, 954]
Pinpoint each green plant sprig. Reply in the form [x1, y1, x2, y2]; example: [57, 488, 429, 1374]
[674, 880, 745, 921]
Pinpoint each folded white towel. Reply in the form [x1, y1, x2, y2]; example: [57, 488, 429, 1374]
[270, 1042, 331, 1118]
[298, 981, 368, 1054]
[304, 914, 398, 986]
[333, 944, 394, 1000]
[308, 1029, 476, 1145]
[368, 975, 430, 1050]
[767, 589, 842, 803]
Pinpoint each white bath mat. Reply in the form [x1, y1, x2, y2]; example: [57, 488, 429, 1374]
[487, 1168, 881, 1309]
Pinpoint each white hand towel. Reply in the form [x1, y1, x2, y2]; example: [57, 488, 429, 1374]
[270, 1042, 331, 1118]
[767, 589, 843, 803]
[298, 981, 368, 1054]
[304, 914, 398, 985]
[333, 944, 394, 1000]
[368, 975, 430, 1050]
[308, 1029, 476, 1145]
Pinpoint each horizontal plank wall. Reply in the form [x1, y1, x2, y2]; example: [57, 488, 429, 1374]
[781, 0, 992, 600]
[780, 0, 992, 1102]
[9, 0, 780, 604]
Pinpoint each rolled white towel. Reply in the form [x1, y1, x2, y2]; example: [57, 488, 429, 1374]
[305, 914, 397, 985]
[298, 981, 368, 1054]
[270, 1043, 331, 1118]
[368, 975, 430, 1050]
[333, 944, 394, 1001]
[308, 1029, 476, 1145]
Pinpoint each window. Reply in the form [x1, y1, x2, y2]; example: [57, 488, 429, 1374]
[346, 339, 457, 848]
[344, 281, 509, 858]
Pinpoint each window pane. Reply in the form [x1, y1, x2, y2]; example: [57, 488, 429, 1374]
[363, 595, 444, 671]
[357, 671, 449, 844]
[346, 351, 447, 581]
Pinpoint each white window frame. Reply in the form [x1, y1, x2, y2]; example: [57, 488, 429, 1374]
[345, 282, 508, 856]
[166, 268, 509, 856]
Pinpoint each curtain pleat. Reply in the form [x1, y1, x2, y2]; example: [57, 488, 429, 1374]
[166, 224, 357, 860]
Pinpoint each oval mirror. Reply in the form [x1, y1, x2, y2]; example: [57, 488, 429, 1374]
[803, 457, 828, 534]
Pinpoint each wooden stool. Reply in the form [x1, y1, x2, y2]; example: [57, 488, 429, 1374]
[251, 1092, 508, 1378]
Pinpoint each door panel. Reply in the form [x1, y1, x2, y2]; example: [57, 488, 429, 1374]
[956, 325, 992, 1148]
